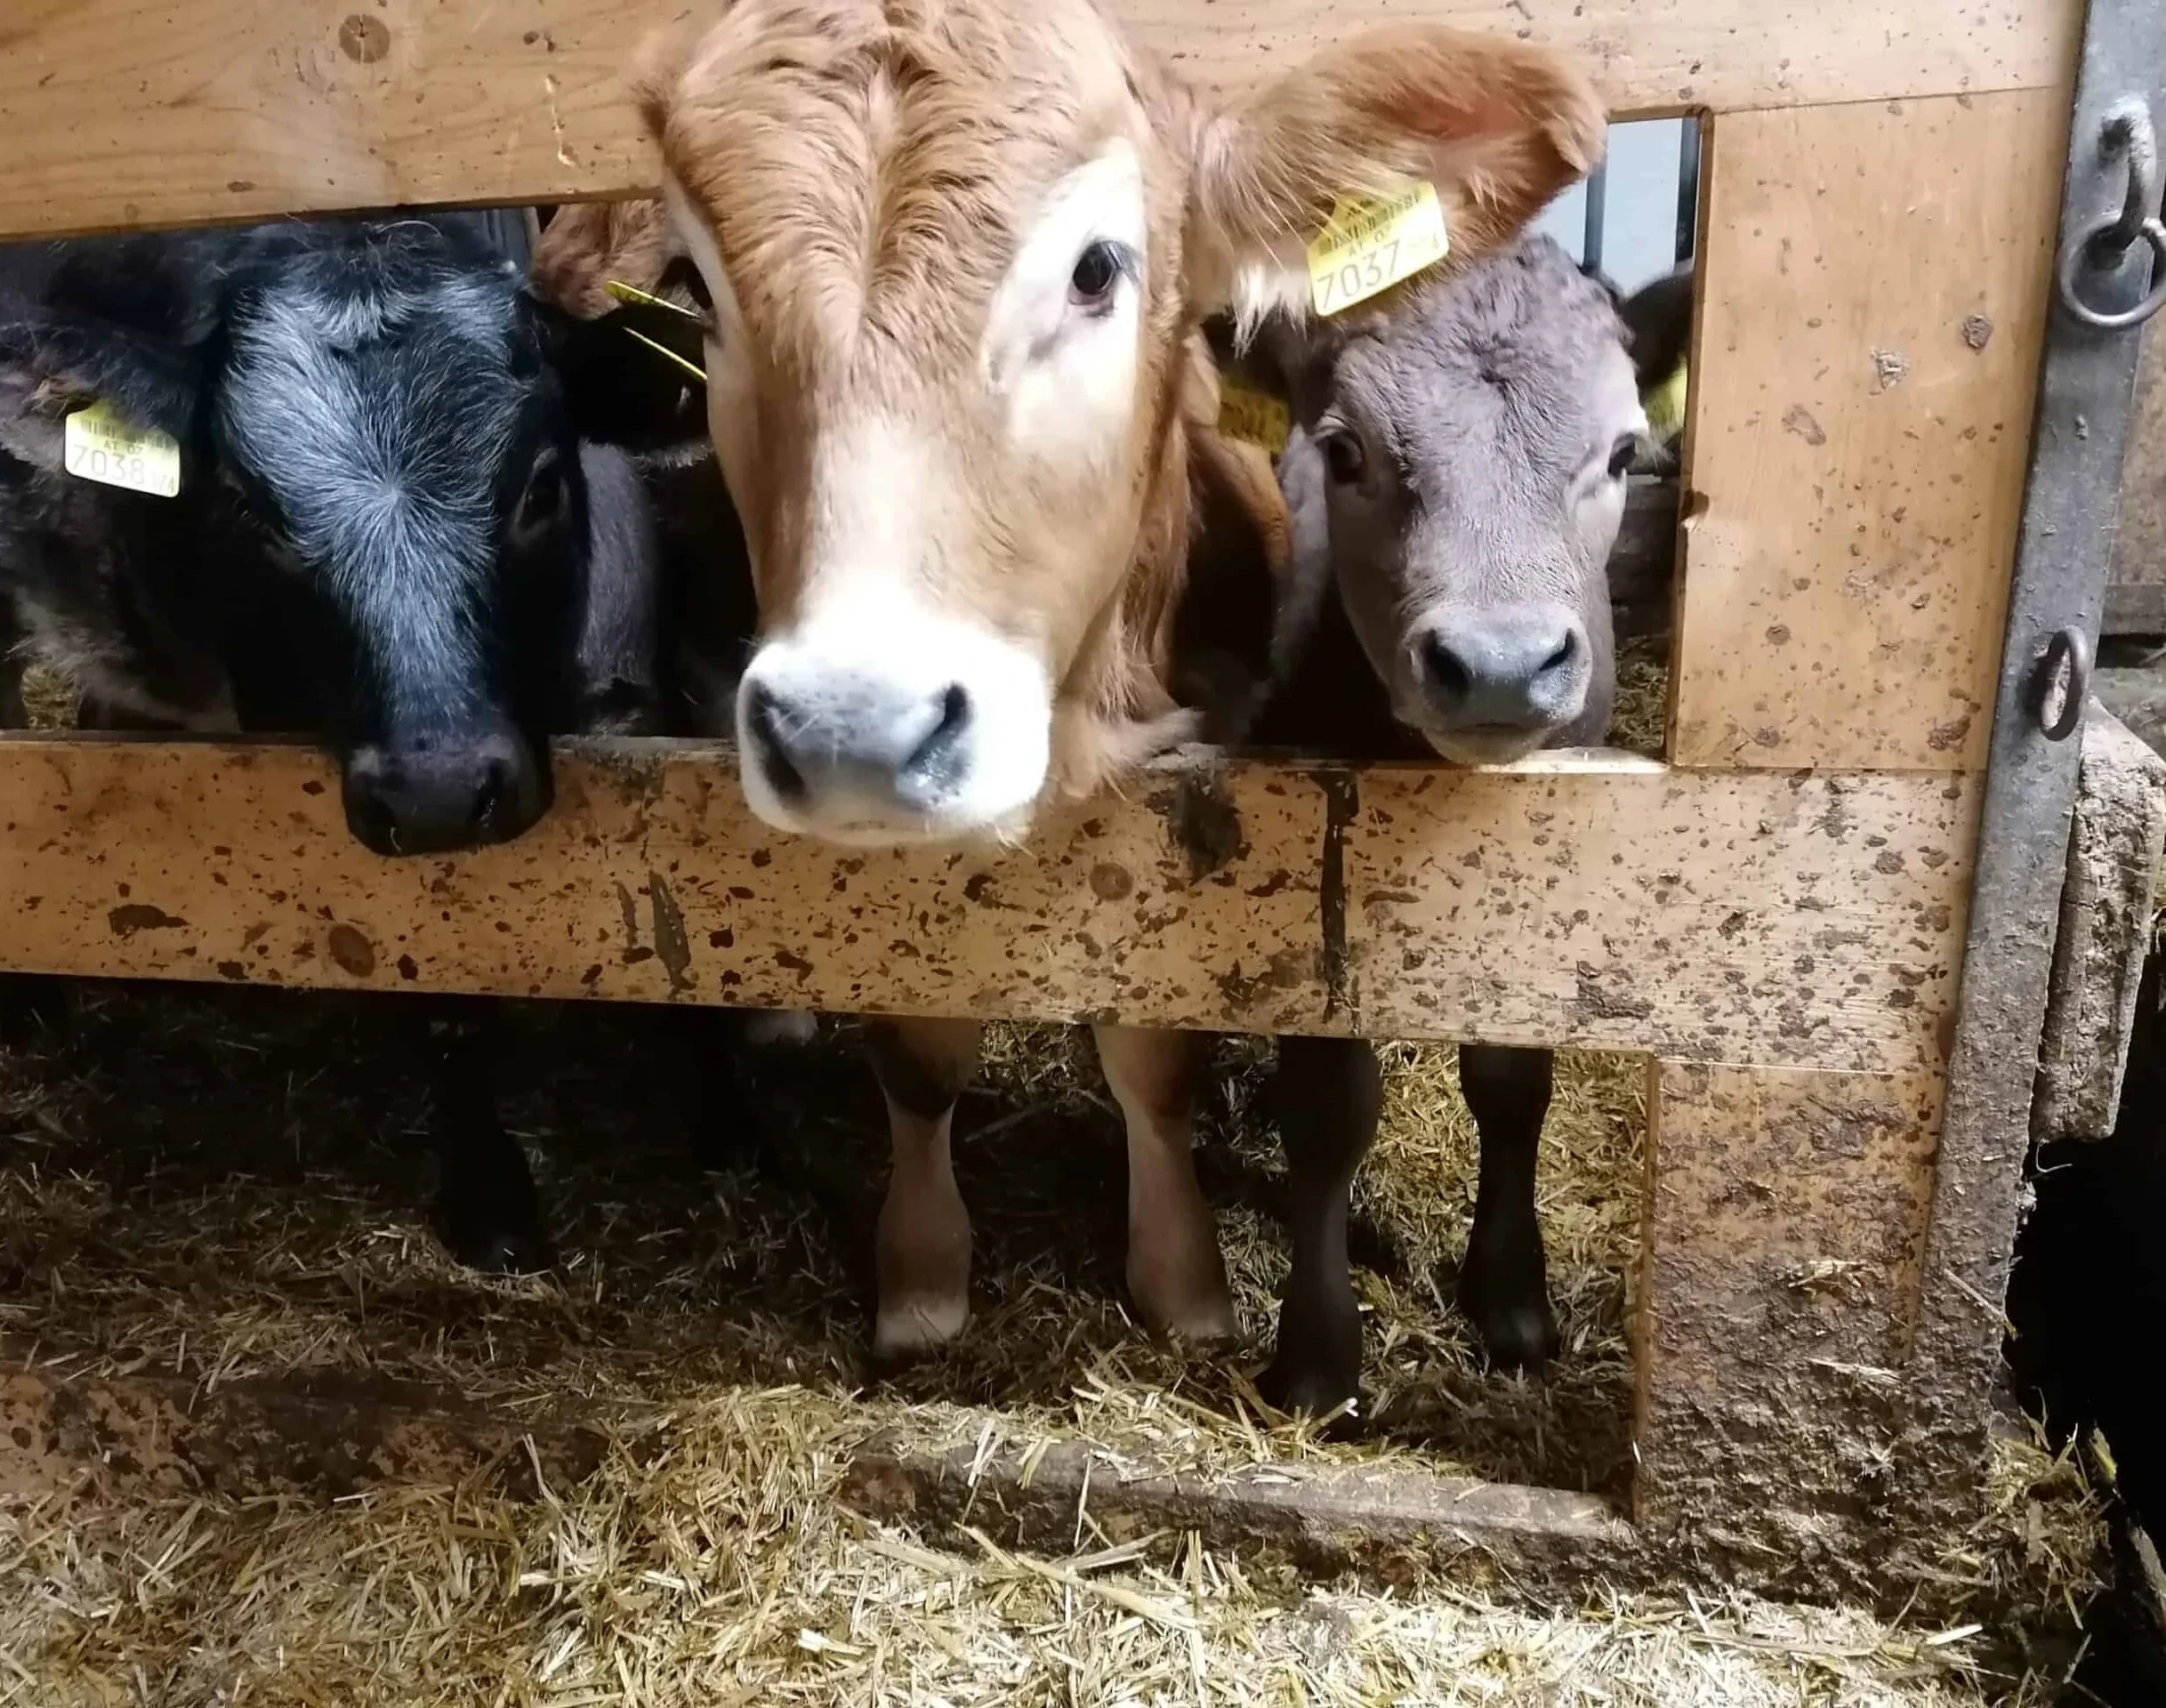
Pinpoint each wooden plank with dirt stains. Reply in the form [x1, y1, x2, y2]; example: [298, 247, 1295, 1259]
[0, 1365, 609, 1504]
[0, 0, 2081, 242]
[0, 737, 1969, 1076]
[840, 1429, 1642, 1600]
[1631, 1060, 1947, 1599]
[1670, 88, 2066, 770]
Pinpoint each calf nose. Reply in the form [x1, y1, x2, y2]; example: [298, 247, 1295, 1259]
[742, 673, 974, 814]
[342, 728, 550, 857]
[1415, 605, 1590, 733]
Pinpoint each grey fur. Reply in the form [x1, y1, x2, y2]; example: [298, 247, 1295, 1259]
[1273, 237, 1657, 761]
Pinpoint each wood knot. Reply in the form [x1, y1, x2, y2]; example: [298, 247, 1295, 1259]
[339, 13, 392, 63]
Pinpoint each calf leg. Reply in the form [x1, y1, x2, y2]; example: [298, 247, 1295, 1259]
[1091, 1024, 1236, 1344]
[866, 1016, 981, 1360]
[409, 999, 554, 1274]
[1456, 1042, 1560, 1368]
[1260, 1034, 1383, 1416]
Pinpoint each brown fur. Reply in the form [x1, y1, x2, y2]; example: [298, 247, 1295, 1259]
[634, 0, 1601, 802]
[531, 201, 678, 318]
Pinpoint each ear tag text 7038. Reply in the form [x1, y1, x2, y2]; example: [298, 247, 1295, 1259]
[1307, 180, 1450, 316]
[64, 400, 180, 498]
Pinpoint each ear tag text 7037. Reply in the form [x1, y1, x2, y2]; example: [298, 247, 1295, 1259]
[64, 400, 180, 498]
[1307, 180, 1450, 316]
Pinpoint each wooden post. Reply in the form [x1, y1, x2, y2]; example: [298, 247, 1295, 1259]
[1635, 85, 2068, 1575]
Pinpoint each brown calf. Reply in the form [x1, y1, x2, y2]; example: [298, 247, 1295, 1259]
[632, 0, 1604, 1358]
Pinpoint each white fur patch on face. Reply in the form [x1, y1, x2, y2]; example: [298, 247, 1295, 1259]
[980, 140, 1146, 468]
[734, 416, 1054, 846]
[1570, 344, 1651, 551]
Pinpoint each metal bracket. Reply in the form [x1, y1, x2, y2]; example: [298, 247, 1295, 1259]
[1916, 0, 2164, 1406]
[2057, 96, 2166, 331]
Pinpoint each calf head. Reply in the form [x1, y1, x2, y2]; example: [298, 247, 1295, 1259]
[638, 0, 1604, 843]
[0, 222, 689, 853]
[1267, 238, 1688, 761]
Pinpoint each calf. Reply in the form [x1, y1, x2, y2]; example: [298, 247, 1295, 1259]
[1213, 238, 1690, 1409]
[0, 218, 650, 847]
[633, 0, 1605, 1358]
[0, 217, 706, 1266]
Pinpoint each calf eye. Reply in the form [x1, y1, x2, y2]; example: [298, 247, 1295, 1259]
[515, 451, 567, 538]
[1322, 430, 1366, 486]
[1606, 434, 1639, 479]
[1069, 239, 1129, 310]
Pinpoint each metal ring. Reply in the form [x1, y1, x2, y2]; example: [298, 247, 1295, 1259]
[2057, 214, 2166, 331]
[2031, 626, 2093, 743]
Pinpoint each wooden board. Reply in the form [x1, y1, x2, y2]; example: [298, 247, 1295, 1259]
[840, 1430, 1640, 1603]
[0, 0, 2081, 242]
[2106, 320, 2166, 635]
[1632, 1060, 1945, 1596]
[0, 737, 1971, 1076]
[1671, 89, 2066, 770]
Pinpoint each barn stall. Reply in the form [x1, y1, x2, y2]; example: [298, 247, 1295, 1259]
[0, 0, 2161, 1699]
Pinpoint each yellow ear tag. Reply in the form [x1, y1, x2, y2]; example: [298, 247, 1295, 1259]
[1644, 359, 1689, 440]
[1217, 379, 1290, 455]
[64, 400, 181, 498]
[1307, 180, 1450, 317]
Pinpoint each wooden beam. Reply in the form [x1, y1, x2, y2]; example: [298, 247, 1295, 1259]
[1631, 1060, 1946, 1599]
[0, 737, 1969, 1076]
[841, 1430, 1641, 1602]
[1671, 88, 2067, 770]
[0, 1363, 609, 1503]
[0, 0, 2081, 242]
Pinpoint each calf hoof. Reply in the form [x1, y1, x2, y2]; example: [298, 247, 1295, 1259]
[872, 1292, 969, 1364]
[1255, 1355, 1365, 1429]
[1456, 1268, 1560, 1370]
[435, 1182, 555, 1276]
[441, 1212, 556, 1276]
[1128, 1250, 1238, 1349]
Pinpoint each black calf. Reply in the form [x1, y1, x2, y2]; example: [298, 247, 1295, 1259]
[0, 214, 726, 1269]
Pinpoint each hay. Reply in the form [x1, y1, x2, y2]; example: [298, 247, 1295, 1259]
[0, 972, 2104, 1704]
[17, 664, 76, 729]
[1, 1382, 2055, 1706]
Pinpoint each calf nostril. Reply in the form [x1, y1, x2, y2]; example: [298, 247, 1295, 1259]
[902, 683, 973, 791]
[745, 683, 807, 802]
[1421, 633, 1472, 704]
[471, 758, 511, 836]
[932, 683, 970, 745]
[349, 789, 399, 855]
[1540, 633, 1577, 676]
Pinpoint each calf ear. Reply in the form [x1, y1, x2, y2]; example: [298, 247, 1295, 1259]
[0, 237, 217, 469]
[1614, 260, 1695, 395]
[532, 199, 680, 320]
[1186, 27, 1604, 335]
